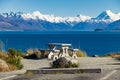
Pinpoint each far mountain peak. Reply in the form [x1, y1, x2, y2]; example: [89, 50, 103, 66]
[97, 10, 120, 21]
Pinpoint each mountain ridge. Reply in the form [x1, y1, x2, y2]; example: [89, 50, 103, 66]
[1, 11, 91, 23]
[0, 10, 120, 31]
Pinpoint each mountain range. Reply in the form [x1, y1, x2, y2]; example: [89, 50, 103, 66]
[0, 10, 120, 31]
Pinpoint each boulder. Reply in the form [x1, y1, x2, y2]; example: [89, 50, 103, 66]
[52, 57, 79, 68]
[0, 59, 10, 72]
[52, 57, 70, 68]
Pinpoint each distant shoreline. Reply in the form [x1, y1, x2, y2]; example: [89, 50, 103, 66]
[1, 31, 120, 34]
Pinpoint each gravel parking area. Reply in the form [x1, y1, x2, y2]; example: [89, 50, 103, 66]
[0, 57, 120, 80]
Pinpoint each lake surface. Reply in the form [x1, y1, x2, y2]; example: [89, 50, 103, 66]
[0, 31, 120, 56]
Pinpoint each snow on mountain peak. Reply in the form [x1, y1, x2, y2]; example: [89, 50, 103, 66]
[1, 12, 23, 18]
[0, 10, 120, 23]
[64, 14, 91, 23]
[97, 10, 120, 21]
[77, 14, 91, 21]
[22, 11, 64, 23]
[105, 10, 113, 15]
[21, 11, 91, 23]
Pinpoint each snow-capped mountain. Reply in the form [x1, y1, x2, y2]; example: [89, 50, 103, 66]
[1, 11, 91, 23]
[105, 19, 120, 31]
[0, 10, 120, 31]
[1, 12, 23, 19]
[96, 10, 120, 22]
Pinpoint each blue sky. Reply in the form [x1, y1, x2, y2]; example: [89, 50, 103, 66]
[0, 0, 120, 17]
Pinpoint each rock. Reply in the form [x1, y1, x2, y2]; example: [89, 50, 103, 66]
[92, 54, 99, 57]
[0, 59, 10, 72]
[52, 57, 70, 68]
[52, 57, 79, 68]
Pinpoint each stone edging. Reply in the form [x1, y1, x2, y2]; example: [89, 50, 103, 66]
[26, 68, 101, 74]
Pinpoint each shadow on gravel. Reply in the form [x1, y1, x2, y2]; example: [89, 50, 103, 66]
[10, 76, 96, 80]
[106, 58, 120, 65]
[39, 67, 52, 69]
[116, 58, 120, 61]
[12, 78, 29, 80]
[107, 63, 120, 65]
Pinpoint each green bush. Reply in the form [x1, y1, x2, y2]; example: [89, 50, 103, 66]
[6, 57, 23, 70]
[17, 64, 23, 70]
[8, 48, 17, 57]
[17, 50, 23, 57]
[0, 49, 23, 71]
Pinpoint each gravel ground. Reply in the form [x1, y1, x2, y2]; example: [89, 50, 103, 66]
[105, 70, 120, 80]
[78, 57, 120, 70]
[0, 57, 120, 80]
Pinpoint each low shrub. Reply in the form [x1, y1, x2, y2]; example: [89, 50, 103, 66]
[6, 57, 23, 70]
[76, 50, 87, 57]
[104, 52, 120, 58]
[68, 50, 87, 57]
[69, 63, 79, 68]
[8, 48, 16, 57]
[52, 57, 79, 68]
[34, 49, 41, 59]
[17, 49, 25, 57]
[0, 48, 24, 71]
[7, 63, 17, 71]
[0, 52, 8, 60]
[25, 48, 41, 59]
[44, 51, 49, 58]
[26, 49, 34, 56]
[25, 71, 33, 76]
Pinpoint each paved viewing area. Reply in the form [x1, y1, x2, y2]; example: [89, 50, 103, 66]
[0, 57, 120, 80]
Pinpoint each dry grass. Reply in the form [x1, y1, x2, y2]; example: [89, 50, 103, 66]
[68, 50, 87, 57]
[0, 52, 8, 59]
[35, 49, 41, 59]
[26, 49, 34, 56]
[76, 50, 87, 57]
[44, 51, 49, 58]
[25, 71, 33, 76]
[0, 50, 23, 72]
[104, 52, 120, 58]
[25, 48, 42, 59]
[7, 63, 17, 71]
